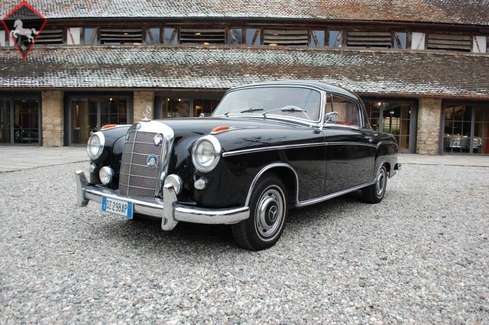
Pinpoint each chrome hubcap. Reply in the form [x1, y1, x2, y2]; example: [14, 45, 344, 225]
[255, 187, 284, 238]
[375, 168, 386, 196]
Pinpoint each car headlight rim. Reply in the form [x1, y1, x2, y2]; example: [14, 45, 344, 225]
[192, 135, 222, 173]
[87, 131, 105, 160]
[99, 166, 114, 185]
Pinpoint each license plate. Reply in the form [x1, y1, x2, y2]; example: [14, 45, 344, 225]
[102, 197, 133, 219]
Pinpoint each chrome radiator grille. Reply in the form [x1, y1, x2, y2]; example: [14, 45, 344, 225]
[119, 129, 165, 197]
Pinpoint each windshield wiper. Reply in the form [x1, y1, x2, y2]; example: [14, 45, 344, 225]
[279, 105, 304, 113]
[240, 108, 264, 113]
[263, 105, 308, 118]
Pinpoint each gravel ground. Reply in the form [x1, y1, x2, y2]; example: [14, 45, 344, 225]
[1, 162, 488, 324]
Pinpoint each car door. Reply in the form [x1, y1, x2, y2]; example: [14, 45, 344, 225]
[323, 94, 376, 195]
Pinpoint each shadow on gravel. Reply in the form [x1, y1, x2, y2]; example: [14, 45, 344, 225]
[95, 216, 239, 254]
[86, 191, 366, 255]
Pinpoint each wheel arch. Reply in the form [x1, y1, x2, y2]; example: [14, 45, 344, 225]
[245, 163, 299, 208]
[375, 155, 393, 178]
[382, 160, 392, 175]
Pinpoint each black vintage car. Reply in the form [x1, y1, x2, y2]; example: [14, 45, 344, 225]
[76, 81, 400, 250]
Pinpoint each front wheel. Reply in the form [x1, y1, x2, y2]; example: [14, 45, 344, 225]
[362, 165, 388, 203]
[232, 174, 288, 251]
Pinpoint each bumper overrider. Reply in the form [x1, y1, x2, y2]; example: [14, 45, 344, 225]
[75, 170, 249, 230]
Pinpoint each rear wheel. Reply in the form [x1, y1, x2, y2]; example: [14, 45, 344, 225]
[362, 165, 388, 203]
[232, 174, 287, 251]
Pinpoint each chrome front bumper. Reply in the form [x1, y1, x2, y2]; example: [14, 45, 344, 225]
[75, 170, 249, 230]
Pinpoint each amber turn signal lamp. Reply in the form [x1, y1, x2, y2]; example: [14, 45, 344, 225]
[101, 124, 116, 130]
[211, 126, 230, 134]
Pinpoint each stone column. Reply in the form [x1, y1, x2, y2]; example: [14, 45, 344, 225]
[41, 91, 64, 147]
[133, 91, 155, 122]
[417, 98, 442, 155]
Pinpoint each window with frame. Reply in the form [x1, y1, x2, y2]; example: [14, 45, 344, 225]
[228, 28, 243, 45]
[310, 30, 326, 47]
[326, 94, 360, 127]
[83, 27, 99, 45]
[393, 32, 407, 49]
[160, 98, 192, 118]
[329, 30, 343, 47]
[164, 27, 178, 45]
[245, 28, 261, 45]
[70, 97, 129, 145]
[145, 28, 161, 44]
[228, 28, 261, 45]
[193, 99, 220, 117]
[13, 98, 40, 144]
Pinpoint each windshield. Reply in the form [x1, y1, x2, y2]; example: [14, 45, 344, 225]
[212, 86, 322, 122]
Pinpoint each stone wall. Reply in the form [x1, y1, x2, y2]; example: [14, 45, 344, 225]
[41, 91, 63, 147]
[417, 98, 442, 155]
[133, 91, 155, 122]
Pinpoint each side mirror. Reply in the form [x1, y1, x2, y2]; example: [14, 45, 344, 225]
[324, 111, 339, 124]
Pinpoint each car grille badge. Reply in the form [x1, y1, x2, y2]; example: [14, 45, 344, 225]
[147, 154, 159, 169]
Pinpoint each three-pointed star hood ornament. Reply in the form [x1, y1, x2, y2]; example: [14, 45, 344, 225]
[142, 106, 152, 122]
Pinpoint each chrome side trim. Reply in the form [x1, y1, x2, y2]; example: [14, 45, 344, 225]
[223, 142, 326, 158]
[223, 141, 377, 158]
[297, 180, 375, 207]
[328, 142, 377, 148]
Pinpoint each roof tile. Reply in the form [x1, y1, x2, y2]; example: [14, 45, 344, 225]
[0, 46, 488, 98]
[1, 0, 489, 25]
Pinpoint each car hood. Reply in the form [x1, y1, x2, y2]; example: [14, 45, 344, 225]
[151, 117, 322, 152]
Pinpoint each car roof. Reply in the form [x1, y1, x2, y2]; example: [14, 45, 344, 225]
[228, 80, 359, 99]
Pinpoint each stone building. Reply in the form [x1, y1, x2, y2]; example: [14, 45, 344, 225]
[0, 0, 488, 156]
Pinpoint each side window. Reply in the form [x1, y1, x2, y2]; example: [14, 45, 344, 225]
[330, 95, 360, 127]
[325, 94, 333, 113]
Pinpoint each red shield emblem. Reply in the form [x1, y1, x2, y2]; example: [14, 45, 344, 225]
[1, 1, 47, 60]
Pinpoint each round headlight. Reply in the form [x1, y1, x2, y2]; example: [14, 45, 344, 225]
[192, 135, 221, 173]
[87, 131, 105, 160]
